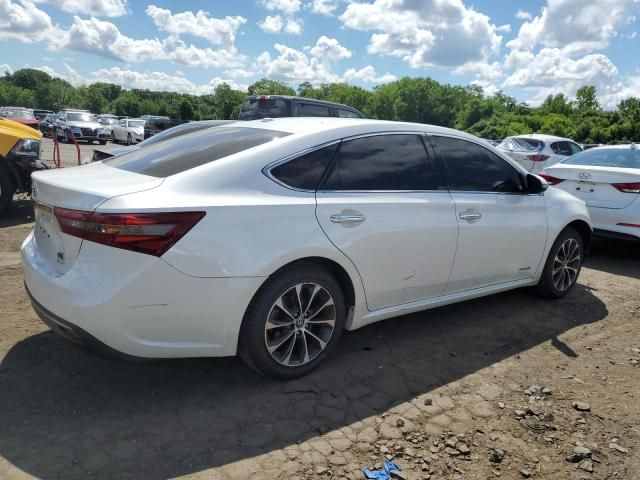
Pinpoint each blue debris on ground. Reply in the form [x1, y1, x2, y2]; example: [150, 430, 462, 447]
[362, 459, 402, 480]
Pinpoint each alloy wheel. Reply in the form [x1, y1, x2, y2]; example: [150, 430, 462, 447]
[552, 238, 581, 291]
[264, 282, 336, 367]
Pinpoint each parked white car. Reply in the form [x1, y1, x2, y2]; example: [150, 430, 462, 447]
[497, 134, 583, 173]
[111, 118, 145, 144]
[23, 118, 592, 378]
[541, 144, 640, 241]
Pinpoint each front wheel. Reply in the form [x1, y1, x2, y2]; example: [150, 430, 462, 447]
[111, 131, 117, 143]
[126, 133, 132, 145]
[238, 264, 346, 379]
[99, 140, 106, 145]
[533, 227, 584, 298]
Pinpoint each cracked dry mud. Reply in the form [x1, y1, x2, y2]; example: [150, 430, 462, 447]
[1, 201, 638, 480]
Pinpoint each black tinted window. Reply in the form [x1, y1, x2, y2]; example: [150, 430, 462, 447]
[431, 136, 524, 193]
[270, 144, 338, 190]
[239, 98, 288, 120]
[296, 103, 331, 117]
[551, 141, 572, 156]
[106, 127, 291, 177]
[323, 135, 443, 190]
[337, 109, 362, 118]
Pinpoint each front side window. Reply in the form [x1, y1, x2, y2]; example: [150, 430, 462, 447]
[322, 134, 444, 191]
[431, 136, 525, 193]
[270, 144, 338, 190]
[296, 103, 331, 117]
[239, 98, 288, 120]
[105, 127, 291, 177]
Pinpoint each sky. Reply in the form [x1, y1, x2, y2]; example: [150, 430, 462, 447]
[0, 0, 639, 109]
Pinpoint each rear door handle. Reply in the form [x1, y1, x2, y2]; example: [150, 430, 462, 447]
[459, 211, 482, 221]
[330, 214, 365, 224]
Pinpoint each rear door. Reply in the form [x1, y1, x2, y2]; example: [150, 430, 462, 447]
[316, 133, 458, 311]
[429, 135, 548, 293]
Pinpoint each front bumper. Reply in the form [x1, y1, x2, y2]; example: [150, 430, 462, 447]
[22, 232, 264, 358]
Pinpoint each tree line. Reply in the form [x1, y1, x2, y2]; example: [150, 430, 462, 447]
[2, 68, 639, 143]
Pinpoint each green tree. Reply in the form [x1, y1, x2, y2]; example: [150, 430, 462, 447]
[247, 78, 296, 96]
[575, 86, 600, 112]
[212, 83, 245, 119]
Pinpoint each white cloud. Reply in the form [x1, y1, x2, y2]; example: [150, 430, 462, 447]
[343, 65, 396, 83]
[0, 0, 63, 43]
[258, 0, 301, 15]
[340, 0, 502, 68]
[259, 15, 283, 33]
[224, 68, 255, 78]
[515, 9, 532, 20]
[34, 0, 128, 17]
[256, 43, 340, 84]
[1, 63, 13, 75]
[145, 5, 246, 46]
[308, 0, 338, 16]
[284, 17, 303, 34]
[35, 63, 86, 86]
[497, 24, 511, 33]
[308, 35, 351, 61]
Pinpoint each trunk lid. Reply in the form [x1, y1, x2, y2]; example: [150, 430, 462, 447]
[544, 164, 640, 209]
[31, 162, 164, 275]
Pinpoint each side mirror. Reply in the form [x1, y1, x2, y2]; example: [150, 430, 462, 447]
[527, 173, 548, 194]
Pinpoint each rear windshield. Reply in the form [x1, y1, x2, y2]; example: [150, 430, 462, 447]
[501, 137, 544, 152]
[239, 98, 289, 120]
[563, 148, 640, 169]
[105, 126, 291, 177]
[1, 109, 34, 120]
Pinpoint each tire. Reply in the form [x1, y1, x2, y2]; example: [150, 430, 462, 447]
[126, 133, 132, 145]
[533, 227, 584, 299]
[112, 131, 118, 144]
[99, 140, 106, 146]
[0, 163, 14, 214]
[63, 132, 70, 144]
[238, 263, 346, 379]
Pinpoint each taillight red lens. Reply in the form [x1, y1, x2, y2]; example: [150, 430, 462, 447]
[538, 171, 565, 185]
[54, 208, 205, 256]
[612, 182, 640, 193]
[526, 154, 550, 162]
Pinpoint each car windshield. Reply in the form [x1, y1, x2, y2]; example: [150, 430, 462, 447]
[67, 112, 94, 122]
[100, 118, 117, 125]
[502, 137, 544, 152]
[563, 147, 640, 169]
[128, 120, 145, 127]
[1, 109, 34, 120]
[239, 98, 288, 120]
[105, 126, 291, 177]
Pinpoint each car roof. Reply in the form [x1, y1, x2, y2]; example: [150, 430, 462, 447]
[589, 143, 639, 150]
[508, 134, 572, 142]
[0, 106, 31, 110]
[220, 117, 482, 141]
[245, 95, 361, 110]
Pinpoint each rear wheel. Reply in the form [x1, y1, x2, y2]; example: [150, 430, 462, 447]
[111, 131, 117, 143]
[238, 263, 346, 379]
[533, 227, 583, 298]
[126, 133, 132, 145]
[99, 140, 106, 145]
[0, 163, 15, 214]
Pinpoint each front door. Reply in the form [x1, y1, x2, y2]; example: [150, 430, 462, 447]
[429, 135, 548, 293]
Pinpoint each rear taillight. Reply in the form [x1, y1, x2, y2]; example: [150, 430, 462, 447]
[538, 171, 565, 185]
[612, 182, 640, 193]
[617, 223, 640, 228]
[526, 154, 550, 162]
[54, 208, 205, 256]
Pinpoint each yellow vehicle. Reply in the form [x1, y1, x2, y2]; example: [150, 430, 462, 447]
[0, 117, 48, 213]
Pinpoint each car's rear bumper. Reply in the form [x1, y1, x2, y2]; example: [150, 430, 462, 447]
[22, 231, 264, 358]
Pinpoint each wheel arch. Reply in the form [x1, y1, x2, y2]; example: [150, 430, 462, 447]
[565, 219, 592, 252]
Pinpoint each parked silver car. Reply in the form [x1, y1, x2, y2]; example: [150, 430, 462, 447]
[55, 110, 108, 145]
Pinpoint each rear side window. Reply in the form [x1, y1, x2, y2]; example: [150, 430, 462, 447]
[431, 136, 524, 193]
[551, 141, 573, 156]
[295, 103, 331, 117]
[239, 98, 289, 120]
[105, 127, 291, 177]
[323, 134, 444, 191]
[337, 109, 362, 118]
[270, 144, 338, 190]
[569, 142, 583, 155]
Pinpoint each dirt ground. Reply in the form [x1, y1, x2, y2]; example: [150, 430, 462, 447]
[0, 201, 638, 480]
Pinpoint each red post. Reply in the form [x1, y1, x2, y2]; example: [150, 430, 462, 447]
[50, 126, 61, 168]
[67, 128, 81, 165]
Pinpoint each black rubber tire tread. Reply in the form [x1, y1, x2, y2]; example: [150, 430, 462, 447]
[533, 226, 584, 299]
[238, 262, 346, 380]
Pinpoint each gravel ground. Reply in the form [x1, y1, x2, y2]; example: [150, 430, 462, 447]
[0, 202, 638, 480]
[39, 137, 120, 167]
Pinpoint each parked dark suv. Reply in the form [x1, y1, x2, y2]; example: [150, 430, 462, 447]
[238, 95, 365, 120]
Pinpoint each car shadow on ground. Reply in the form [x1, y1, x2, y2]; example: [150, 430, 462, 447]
[0, 198, 34, 228]
[585, 237, 640, 280]
[0, 284, 607, 479]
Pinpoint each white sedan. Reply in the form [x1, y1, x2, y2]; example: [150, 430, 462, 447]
[111, 118, 145, 144]
[541, 144, 640, 241]
[497, 134, 583, 173]
[22, 118, 592, 378]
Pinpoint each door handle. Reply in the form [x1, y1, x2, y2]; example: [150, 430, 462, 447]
[459, 211, 482, 221]
[330, 214, 365, 224]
